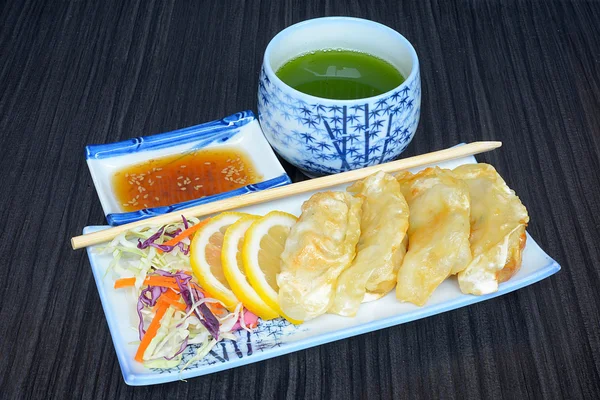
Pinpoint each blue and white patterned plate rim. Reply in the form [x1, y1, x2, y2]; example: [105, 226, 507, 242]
[85, 110, 256, 159]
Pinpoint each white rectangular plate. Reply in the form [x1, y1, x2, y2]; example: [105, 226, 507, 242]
[84, 154, 560, 386]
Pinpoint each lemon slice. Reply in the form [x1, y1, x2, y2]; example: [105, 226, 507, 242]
[222, 215, 280, 320]
[190, 212, 247, 310]
[242, 211, 301, 324]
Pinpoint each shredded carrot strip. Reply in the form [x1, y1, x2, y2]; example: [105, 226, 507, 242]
[158, 218, 211, 252]
[114, 277, 135, 289]
[157, 294, 187, 311]
[135, 290, 179, 362]
[206, 301, 226, 313]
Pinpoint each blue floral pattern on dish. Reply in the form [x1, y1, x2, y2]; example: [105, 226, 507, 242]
[258, 67, 421, 175]
[150, 318, 303, 374]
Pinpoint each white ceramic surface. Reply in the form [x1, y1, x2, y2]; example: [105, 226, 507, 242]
[84, 154, 560, 385]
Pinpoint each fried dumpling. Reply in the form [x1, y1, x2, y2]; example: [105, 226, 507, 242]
[453, 163, 529, 295]
[329, 172, 409, 317]
[277, 191, 362, 321]
[396, 167, 472, 306]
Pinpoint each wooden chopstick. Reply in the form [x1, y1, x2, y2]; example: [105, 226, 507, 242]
[71, 141, 501, 249]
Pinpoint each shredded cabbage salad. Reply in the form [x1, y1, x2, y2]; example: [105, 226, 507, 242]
[97, 216, 258, 370]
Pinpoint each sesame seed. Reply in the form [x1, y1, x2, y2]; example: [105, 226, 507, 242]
[155, 197, 159, 201]
[143, 194, 149, 199]
[177, 176, 183, 180]
[143, 203, 148, 208]
[181, 165, 186, 168]
[181, 187, 186, 191]
[156, 176, 162, 179]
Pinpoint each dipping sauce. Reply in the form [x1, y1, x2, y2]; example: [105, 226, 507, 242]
[112, 148, 262, 212]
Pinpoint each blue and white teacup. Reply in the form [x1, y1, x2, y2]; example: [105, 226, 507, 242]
[258, 17, 421, 176]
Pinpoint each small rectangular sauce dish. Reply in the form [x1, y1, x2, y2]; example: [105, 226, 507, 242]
[86, 111, 291, 225]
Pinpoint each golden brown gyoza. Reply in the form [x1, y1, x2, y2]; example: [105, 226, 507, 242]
[277, 191, 362, 321]
[329, 172, 410, 317]
[453, 163, 529, 295]
[396, 167, 472, 306]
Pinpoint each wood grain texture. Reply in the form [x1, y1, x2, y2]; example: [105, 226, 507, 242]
[1, 0, 599, 399]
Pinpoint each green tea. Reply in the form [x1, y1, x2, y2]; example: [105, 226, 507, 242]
[276, 49, 404, 100]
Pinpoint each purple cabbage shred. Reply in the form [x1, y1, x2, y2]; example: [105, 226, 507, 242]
[137, 227, 189, 255]
[150, 241, 189, 255]
[137, 227, 165, 250]
[136, 285, 168, 340]
[164, 336, 189, 360]
[198, 303, 220, 339]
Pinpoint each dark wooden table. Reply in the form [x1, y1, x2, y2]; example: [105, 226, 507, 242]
[2, 1, 599, 398]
